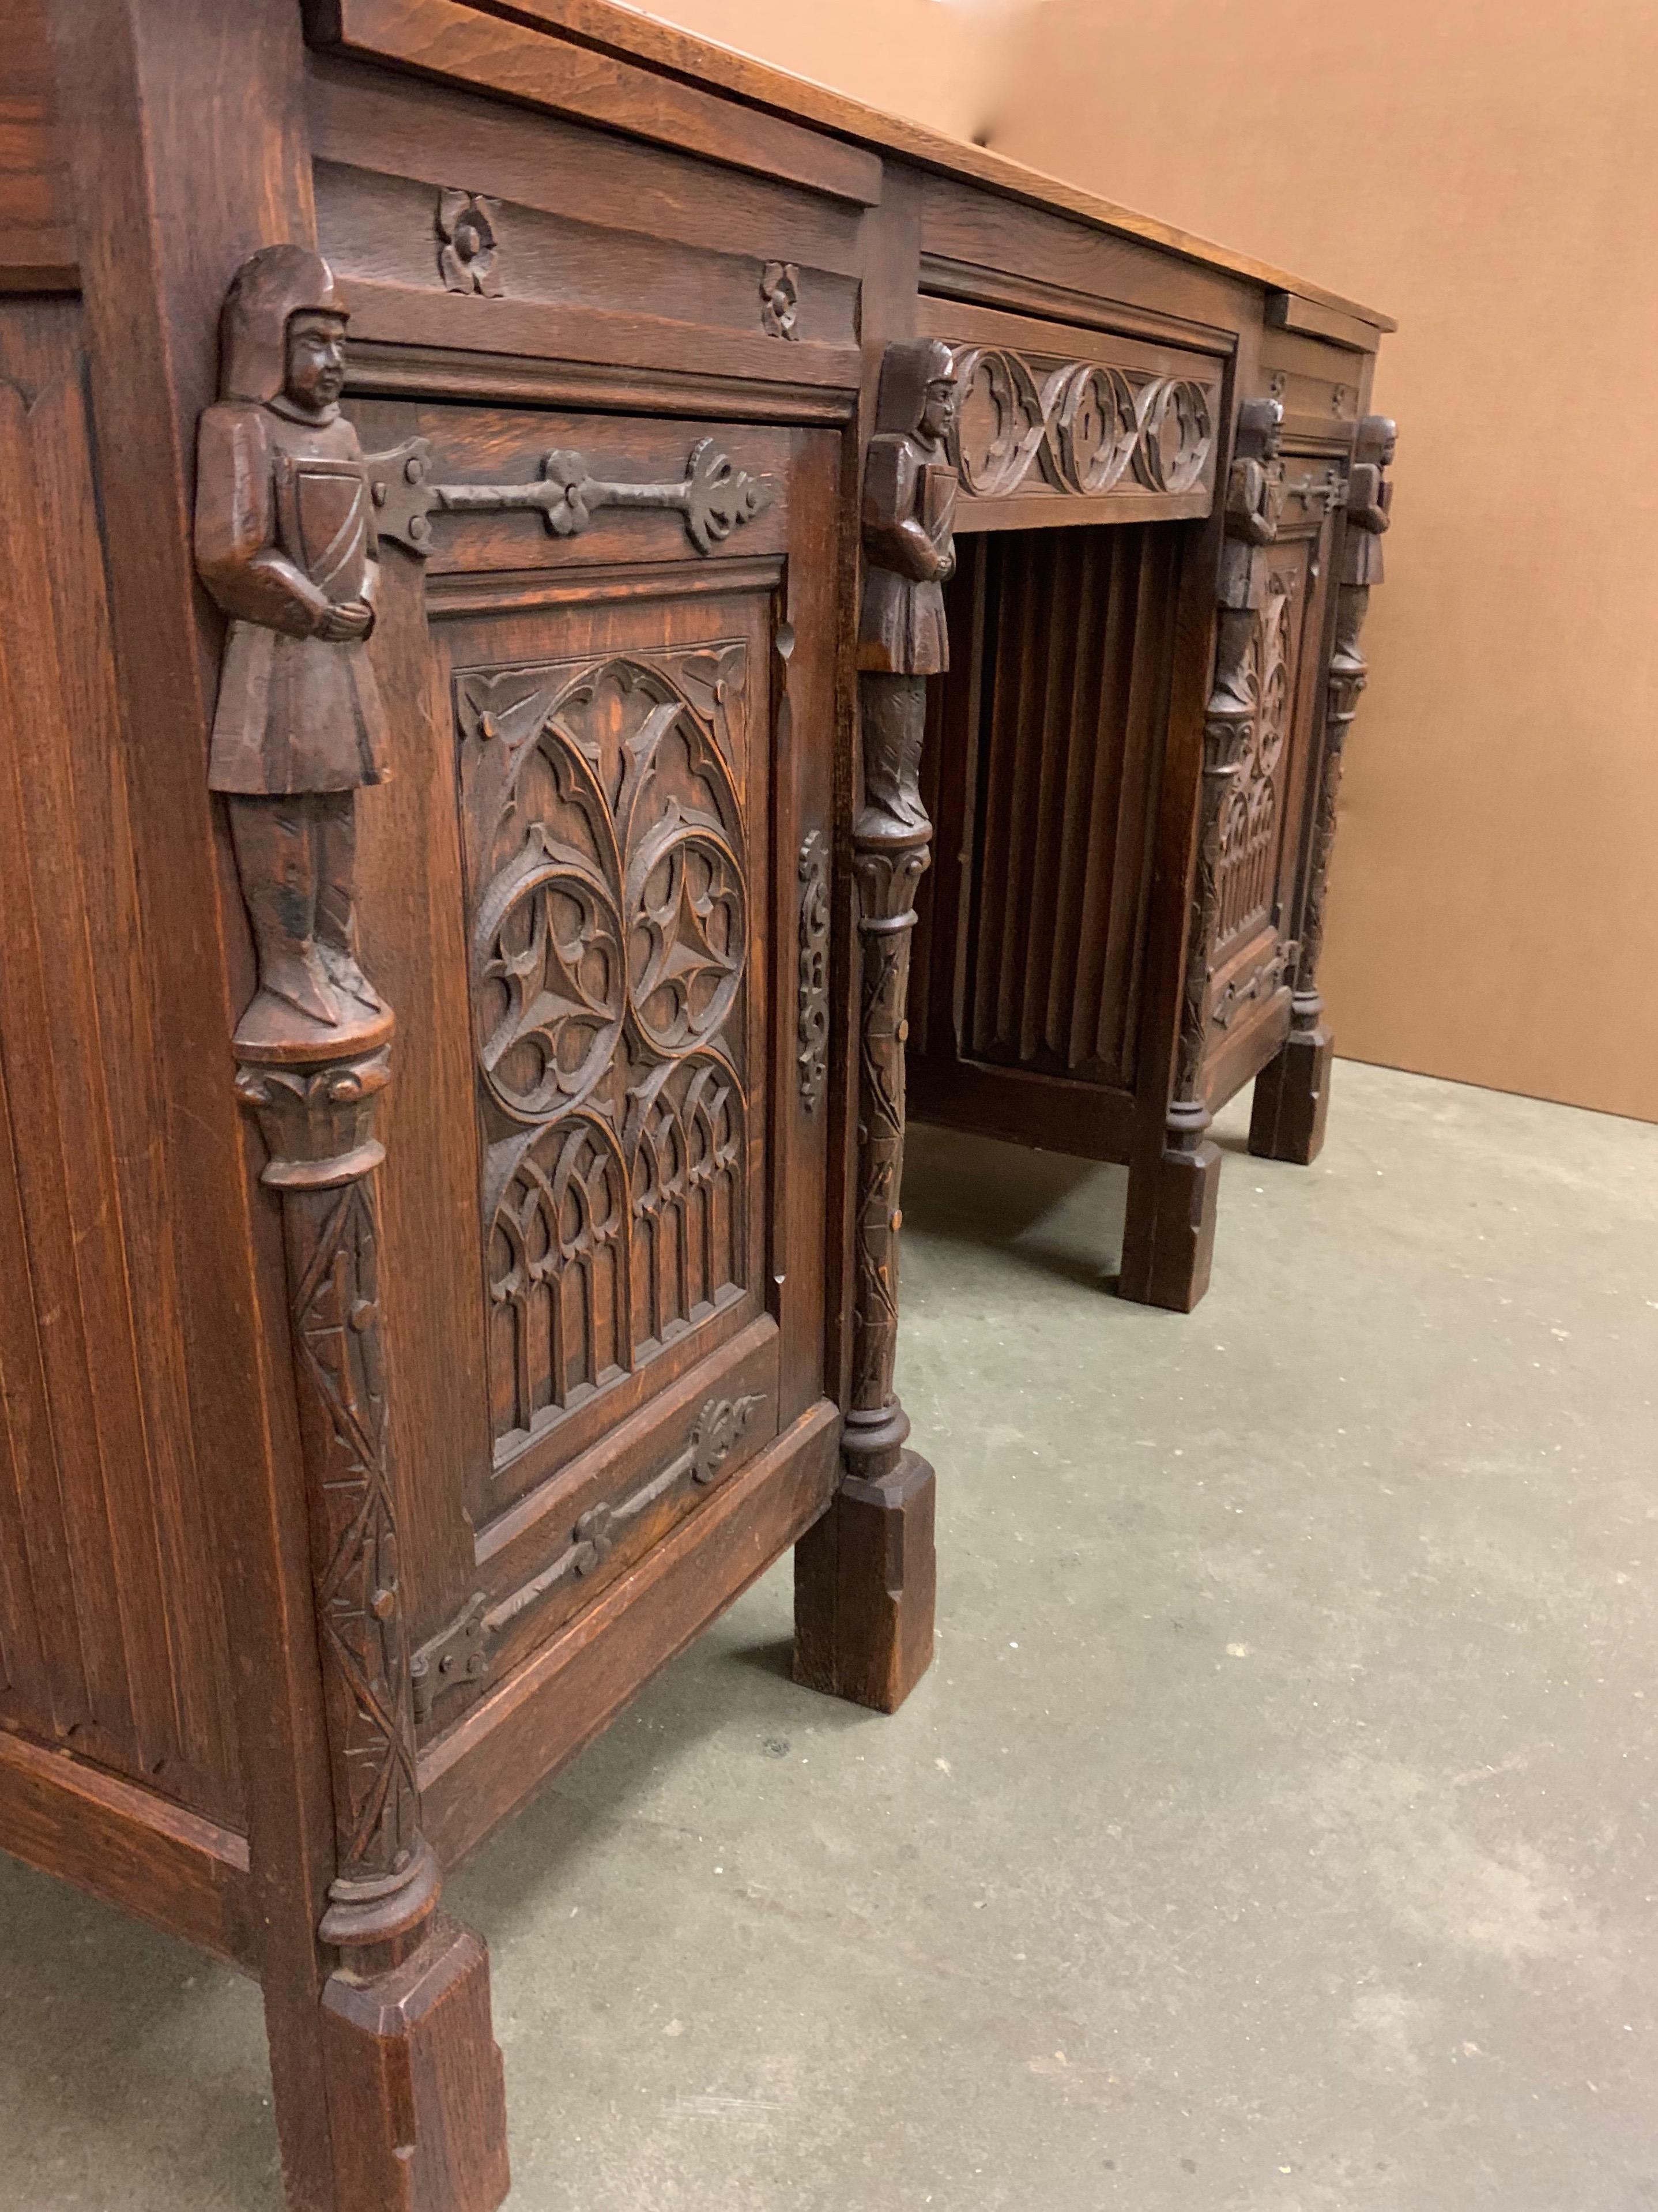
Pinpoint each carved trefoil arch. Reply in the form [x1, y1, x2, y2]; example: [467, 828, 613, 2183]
[458, 650, 752, 1458]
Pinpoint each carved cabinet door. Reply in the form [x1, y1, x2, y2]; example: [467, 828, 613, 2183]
[1202, 462, 1341, 1053]
[348, 401, 840, 1725]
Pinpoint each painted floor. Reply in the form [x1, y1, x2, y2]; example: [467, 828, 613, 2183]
[3, 1061, 1656, 2211]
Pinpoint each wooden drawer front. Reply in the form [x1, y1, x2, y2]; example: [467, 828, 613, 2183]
[917, 299, 1223, 531]
[346, 402, 839, 1728]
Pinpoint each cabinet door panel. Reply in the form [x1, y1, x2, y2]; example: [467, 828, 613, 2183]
[352, 404, 839, 1706]
[1204, 469, 1337, 1051]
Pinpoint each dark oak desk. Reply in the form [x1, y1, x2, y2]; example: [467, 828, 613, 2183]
[0, 4, 1392, 2206]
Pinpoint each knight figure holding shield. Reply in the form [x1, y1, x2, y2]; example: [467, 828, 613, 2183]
[195, 243, 390, 1047]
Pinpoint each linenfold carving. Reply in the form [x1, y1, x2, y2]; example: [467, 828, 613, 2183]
[438, 190, 503, 296]
[459, 652, 751, 1455]
[945, 345, 1215, 504]
[370, 438, 771, 558]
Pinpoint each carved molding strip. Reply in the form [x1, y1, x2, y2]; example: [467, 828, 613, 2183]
[413, 1390, 766, 1724]
[796, 829, 830, 1111]
[944, 344, 1215, 504]
[370, 437, 771, 558]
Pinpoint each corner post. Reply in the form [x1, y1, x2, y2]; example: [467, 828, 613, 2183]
[1251, 412, 1397, 1164]
[795, 340, 959, 1712]
[204, 246, 507, 2212]
[1121, 396, 1285, 1310]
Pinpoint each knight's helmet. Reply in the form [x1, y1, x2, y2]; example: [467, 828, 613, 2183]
[873, 337, 956, 442]
[1355, 412, 1397, 467]
[220, 244, 348, 404]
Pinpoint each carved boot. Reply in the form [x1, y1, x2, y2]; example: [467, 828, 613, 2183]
[315, 789, 387, 1015]
[228, 796, 342, 1028]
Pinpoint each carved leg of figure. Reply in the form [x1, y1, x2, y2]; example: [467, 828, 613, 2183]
[1249, 585, 1369, 1168]
[796, 674, 937, 1713]
[238, 1042, 509, 2212]
[314, 789, 388, 1015]
[229, 795, 340, 1027]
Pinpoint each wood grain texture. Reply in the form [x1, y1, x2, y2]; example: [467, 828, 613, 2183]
[421, 1399, 840, 1867]
[307, 0, 883, 205]
[0, 299, 243, 1823]
[352, 0, 1394, 325]
[0, 1726, 252, 1965]
[0, 0, 76, 287]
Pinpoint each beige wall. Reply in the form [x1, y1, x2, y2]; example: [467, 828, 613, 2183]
[627, 0, 1658, 1123]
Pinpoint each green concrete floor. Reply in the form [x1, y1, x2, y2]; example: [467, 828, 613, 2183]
[4, 1061, 1656, 2211]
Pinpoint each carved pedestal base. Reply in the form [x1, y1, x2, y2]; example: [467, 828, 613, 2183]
[794, 1440, 936, 1714]
[319, 1912, 509, 2212]
[1249, 1007, 1333, 1165]
[1119, 1115, 1222, 1312]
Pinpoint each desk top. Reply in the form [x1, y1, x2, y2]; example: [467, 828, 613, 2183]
[443, 0, 1395, 333]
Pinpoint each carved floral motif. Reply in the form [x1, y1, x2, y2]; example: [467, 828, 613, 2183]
[760, 261, 799, 339]
[437, 190, 503, 297]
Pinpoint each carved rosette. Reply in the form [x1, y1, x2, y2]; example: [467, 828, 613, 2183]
[236, 1039, 436, 1951]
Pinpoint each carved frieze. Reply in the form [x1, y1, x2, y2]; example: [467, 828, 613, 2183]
[943, 344, 1215, 507]
[457, 650, 752, 1455]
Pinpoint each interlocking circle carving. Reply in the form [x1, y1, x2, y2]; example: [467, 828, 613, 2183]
[947, 344, 1215, 504]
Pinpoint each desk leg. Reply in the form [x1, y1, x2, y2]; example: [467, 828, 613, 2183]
[1120, 603, 1253, 1312]
[796, 672, 937, 1713]
[1250, 582, 1370, 1166]
[236, 1046, 510, 2212]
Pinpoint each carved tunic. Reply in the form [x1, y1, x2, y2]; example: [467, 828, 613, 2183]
[1341, 460, 1391, 588]
[195, 398, 390, 795]
[857, 434, 957, 677]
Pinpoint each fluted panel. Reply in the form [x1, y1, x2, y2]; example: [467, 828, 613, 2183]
[958, 525, 1178, 1086]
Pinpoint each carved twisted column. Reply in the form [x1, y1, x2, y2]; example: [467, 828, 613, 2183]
[1252, 413, 1396, 1167]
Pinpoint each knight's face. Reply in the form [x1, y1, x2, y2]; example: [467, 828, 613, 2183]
[920, 376, 956, 443]
[284, 311, 347, 413]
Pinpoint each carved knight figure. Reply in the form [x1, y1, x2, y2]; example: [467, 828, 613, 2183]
[195, 243, 390, 1044]
[1217, 394, 1285, 612]
[857, 337, 959, 835]
[1341, 412, 1396, 588]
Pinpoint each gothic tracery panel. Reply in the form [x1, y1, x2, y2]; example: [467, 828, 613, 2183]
[459, 648, 752, 1458]
[1214, 570, 1293, 953]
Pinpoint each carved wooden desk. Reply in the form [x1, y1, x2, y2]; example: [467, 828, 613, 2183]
[0, 4, 1392, 2206]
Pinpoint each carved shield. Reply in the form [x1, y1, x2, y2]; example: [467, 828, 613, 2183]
[275, 455, 370, 603]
